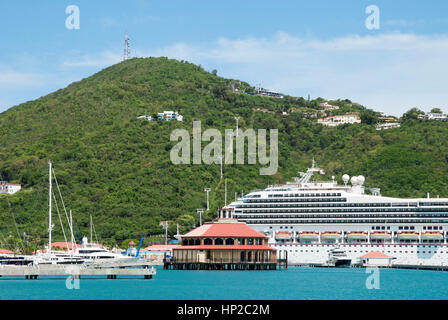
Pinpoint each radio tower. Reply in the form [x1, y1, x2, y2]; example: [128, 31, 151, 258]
[124, 32, 131, 61]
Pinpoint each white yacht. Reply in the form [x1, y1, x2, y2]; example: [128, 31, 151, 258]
[222, 160, 448, 267]
[73, 236, 131, 261]
[326, 247, 351, 267]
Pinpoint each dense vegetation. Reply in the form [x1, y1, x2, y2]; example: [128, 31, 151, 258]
[1, 57, 447, 251]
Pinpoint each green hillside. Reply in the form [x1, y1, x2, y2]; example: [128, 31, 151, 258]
[1, 57, 448, 251]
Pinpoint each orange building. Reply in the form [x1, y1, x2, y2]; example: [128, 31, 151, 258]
[166, 208, 279, 270]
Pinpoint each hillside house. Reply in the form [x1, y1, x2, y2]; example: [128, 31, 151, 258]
[418, 113, 448, 121]
[317, 115, 361, 126]
[0, 181, 21, 194]
[158, 111, 183, 122]
[319, 102, 340, 111]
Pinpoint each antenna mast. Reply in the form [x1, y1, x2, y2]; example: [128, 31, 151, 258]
[124, 32, 131, 61]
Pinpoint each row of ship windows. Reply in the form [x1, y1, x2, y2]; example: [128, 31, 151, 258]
[371, 226, 443, 230]
[244, 198, 347, 203]
[236, 209, 448, 214]
[238, 203, 417, 208]
[235, 213, 448, 219]
[242, 219, 448, 224]
[243, 200, 448, 207]
[276, 226, 442, 230]
[291, 250, 443, 254]
[421, 202, 448, 206]
[277, 244, 443, 248]
[267, 193, 342, 198]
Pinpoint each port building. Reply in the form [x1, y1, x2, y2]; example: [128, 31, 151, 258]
[165, 208, 279, 270]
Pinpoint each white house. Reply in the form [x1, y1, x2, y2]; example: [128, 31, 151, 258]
[137, 115, 153, 121]
[138, 111, 183, 122]
[317, 114, 361, 126]
[376, 122, 401, 130]
[158, 111, 183, 122]
[0, 181, 21, 195]
[359, 251, 394, 267]
[418, 113, 448, 121]
[319, 102, 340, 110]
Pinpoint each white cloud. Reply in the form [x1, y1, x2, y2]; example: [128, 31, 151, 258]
[383, 19, 424, 27]
[0, 71, 47, 87]
[142, 32, 448, 116]
[61, 51, 121, 68]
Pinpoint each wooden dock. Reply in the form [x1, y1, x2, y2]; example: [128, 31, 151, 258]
[164, 261, 283, 270]
[0, 265, 156, 280]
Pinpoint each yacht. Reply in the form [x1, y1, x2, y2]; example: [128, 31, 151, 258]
[326, 247, 351, 267]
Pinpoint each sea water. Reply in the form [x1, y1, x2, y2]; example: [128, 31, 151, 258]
[0, 267, 447, 300]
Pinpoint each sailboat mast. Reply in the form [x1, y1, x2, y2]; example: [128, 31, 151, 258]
[70, 210, 74, 254]
[90, 215, 93, 244]
[48, 161, 52, 255]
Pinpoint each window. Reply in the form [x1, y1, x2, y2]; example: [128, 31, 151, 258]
[215, 238, 224, 245]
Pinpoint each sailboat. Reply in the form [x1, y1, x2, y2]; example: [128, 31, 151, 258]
[31, 162, 85, 266]
[31, 162, 131, 266]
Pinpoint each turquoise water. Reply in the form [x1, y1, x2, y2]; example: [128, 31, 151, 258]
[1, 267, 448, 300]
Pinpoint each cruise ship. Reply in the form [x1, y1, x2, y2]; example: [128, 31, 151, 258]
[223, 160, 448, 267]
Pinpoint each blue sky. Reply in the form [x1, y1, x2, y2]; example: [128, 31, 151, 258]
[1, 0, 448, 116]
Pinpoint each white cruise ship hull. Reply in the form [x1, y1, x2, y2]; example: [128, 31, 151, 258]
[225, 160, 448, 268]
[272, 242, 448, 267]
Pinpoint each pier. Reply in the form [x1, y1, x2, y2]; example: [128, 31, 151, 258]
[85, 258, 156, 269]
[164, 261, 282, 270]
[0, 265, 156, 280]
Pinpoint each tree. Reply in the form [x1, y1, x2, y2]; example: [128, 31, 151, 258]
[431, 108, 443, 114]
[402, 107, 424, 121]
[361, 109, 378, 125]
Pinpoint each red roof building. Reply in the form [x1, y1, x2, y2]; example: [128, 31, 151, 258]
[169, 208, 277, 269]
[0, 248, 14, 254]
[359, 251, 394, 267]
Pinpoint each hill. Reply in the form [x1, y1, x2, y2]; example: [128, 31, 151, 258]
[1, 57, 448, 251]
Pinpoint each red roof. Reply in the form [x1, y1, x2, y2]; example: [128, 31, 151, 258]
[183, 221, 266, 238]
[0, 248, 14, 254]
[128, 241, 136, 245]
[360, 251, 391, 259]
[173, 245, 274, 251]
[51, 242, 82, 249]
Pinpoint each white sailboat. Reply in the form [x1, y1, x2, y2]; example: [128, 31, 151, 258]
[31, 161, 85, 266]
[31, 162, 131, 266]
